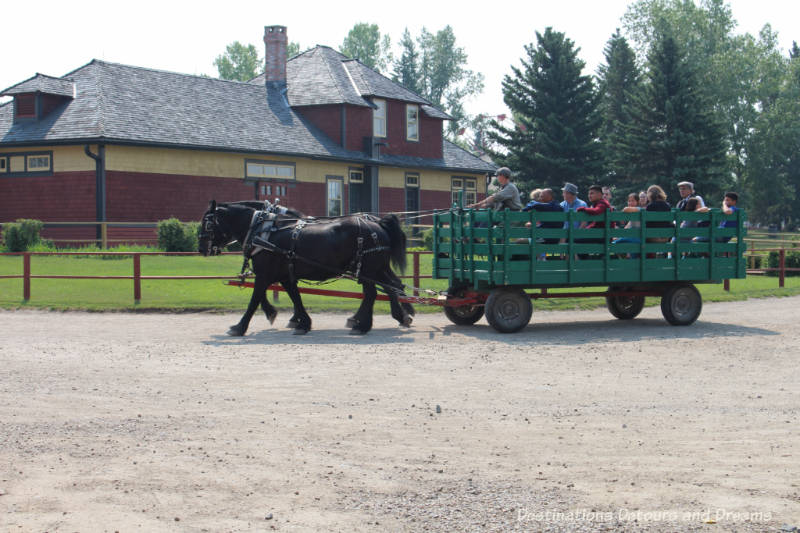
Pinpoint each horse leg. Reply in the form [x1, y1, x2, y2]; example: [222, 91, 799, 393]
[229, 274, 268, 336]
[379, 270, 414, 327]
[281, 281, 301, 329]
[260, 291, 278, 325]
[283, 281, 312, 335]
[350, 282, 376, 335]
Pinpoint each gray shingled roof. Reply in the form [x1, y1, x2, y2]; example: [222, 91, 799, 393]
[0, 59, 493, 173]
[1, 73, 75, 98]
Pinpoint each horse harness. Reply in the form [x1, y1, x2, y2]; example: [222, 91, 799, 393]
[237, 210, 390, 285]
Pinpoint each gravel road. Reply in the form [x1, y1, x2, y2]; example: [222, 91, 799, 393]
[1, 297, 799, 532]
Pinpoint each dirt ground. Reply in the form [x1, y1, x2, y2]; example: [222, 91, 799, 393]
[1, 296, 799, 532]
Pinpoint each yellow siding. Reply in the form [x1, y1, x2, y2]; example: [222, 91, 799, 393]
[385, 168, 485, 193]
[0, 145, 94, 172]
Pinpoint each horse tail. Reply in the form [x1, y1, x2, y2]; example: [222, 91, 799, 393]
[379, 214, 407, 274]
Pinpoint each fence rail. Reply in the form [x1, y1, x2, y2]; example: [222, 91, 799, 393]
[0, 250, 434, 303]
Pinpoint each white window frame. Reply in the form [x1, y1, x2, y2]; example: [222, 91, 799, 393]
[349, 169, 364, 184]
[326, 176, 344, 217]
[406, 104, 419, 141]
[405, 172, 419, 188]
[27, 155, 51, 171]
[245, 159, 295, 180]
[373, 98, 387, 138]
[451, 176, 477, 206]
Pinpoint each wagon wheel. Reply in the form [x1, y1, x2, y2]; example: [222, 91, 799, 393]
[660, 283, 702, 326]
[485, 287, 532, 333]
[443, 285, 484, 326]
[606, 286, 645, 320]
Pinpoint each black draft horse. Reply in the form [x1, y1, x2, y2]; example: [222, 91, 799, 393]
[198, 200, 414, 336]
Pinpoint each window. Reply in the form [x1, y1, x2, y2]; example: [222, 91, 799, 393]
[373, 99, 386, 138]
[15, 94, 35, 117]
[27, 155, 50, 171]
[405, 173, 420, 233]
[451, 176, 477, 206]
[405, 173, 419, 188]
[406, 104, 419, 141]
[327, 176, 344, 217]
[245, 160, 295, 180]
[1, 151, 52, 177]
[349, 169, 364, 184]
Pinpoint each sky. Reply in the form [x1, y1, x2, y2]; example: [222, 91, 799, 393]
[1, 0, 797, 120]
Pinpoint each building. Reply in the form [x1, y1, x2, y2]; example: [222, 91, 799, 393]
[0, 25, 494, 244]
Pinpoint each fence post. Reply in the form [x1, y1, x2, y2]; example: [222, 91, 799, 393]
[779, 248, 785, 288]
[723, 279, 730, 292]
[23, 252, 31, 301]
[413, 251, 420, 297]
[101, 222, 108, 249]
[133, 253, 141, 302]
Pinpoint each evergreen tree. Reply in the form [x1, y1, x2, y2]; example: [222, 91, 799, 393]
[487, 27, 602, 195]
[392, 29, 421, 94]
[790, 41, 800, 60]
[597, 29, 641, 194]
[618, 27, 729, 200]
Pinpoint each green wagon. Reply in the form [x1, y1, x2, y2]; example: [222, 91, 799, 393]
[432, 206, 747, 333]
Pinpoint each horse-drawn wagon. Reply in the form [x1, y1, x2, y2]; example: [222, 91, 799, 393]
[432, 204, 747, 333]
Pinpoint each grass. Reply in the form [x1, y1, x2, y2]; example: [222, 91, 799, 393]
[0, 252, 798, 313]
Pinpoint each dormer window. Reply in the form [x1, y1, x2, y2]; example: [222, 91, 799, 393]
[373, 99, 386, 138]
[15, 94, 36, 118]
[406, 104, 419, 141]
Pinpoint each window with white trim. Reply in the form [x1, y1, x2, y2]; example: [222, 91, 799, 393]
[327, 176, 344, 217]
[0, 151, 52, 176]
[27, 155, 50, 171]
[406, 104, 419, 141]
[349, 169, 364, 183]
[451, 176, 477, 206]
[373, 99, 386, 138]
[245, 160, 295, 180]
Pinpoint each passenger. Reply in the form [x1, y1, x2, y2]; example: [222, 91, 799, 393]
[614, 193, 642, 257]
[466, 167, 523, 212]
[529, 188, 543, 203]
[676, 181, 705, 211]
[645, 185, 672, 257]
[717, 191, 739, 243]
[602, 186, 613, 206]
[523, 188, 562, 244]
[575, 185, 612, 257]
[560, 182, 587, 230]
[638, 190, 648, 208]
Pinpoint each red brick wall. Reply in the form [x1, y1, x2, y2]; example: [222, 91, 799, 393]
[295, 106, 341, 145]
[345, 105, 372, 152]
[0, 171, 96, 221]
[382, 100, 443, 158]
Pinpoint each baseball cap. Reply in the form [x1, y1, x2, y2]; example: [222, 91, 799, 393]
[677, 181, 694, 189]
[493, 167, 512, 178]
[562, 183, 578, 195]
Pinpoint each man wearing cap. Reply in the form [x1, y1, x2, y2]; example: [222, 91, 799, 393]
[676, 181, 705, 211]
[560, 182, 587, 229]
[467, 167, 523, 212]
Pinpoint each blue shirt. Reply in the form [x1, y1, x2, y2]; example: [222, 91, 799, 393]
[560, 198, 587, 228]
[721, 205, 739, 228]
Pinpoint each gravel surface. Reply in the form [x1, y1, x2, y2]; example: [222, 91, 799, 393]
[1, 296, 799, 532]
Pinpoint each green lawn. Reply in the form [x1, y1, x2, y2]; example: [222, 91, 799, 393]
[0, 252, 797, 313]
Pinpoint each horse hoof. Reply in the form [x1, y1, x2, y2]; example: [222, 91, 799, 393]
[349, 328, 368, 335]
[401, 315, 413, 327]
[292, 328, 309, 335]
[346, 318, 357, 328]
[267, 311, 277, 325]
[227, 326, 245, 336]
[287, 320, 299, 329]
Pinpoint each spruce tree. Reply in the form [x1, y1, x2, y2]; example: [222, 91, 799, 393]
[488, 28, 602, 195]
[392, 29, 421, 95]
[597, 30, 641, 195]
[618, 28, 728, 201]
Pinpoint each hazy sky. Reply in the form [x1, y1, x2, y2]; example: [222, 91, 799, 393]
[1, 0, 796, 119]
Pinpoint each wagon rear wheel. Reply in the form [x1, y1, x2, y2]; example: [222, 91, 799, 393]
[443, 285, 484, 326]
[485, 287, 532, 333]
[606, 286, 645, 320]
[661, 283, 702, 326]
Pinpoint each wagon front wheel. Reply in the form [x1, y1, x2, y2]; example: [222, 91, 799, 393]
[661, 283, 702, 326]
[485, 288, 532, 333]
[443, 286, 484, 326]
[606, 286, 645, 320]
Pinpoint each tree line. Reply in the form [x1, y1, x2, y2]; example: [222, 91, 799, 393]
[489, 0, 800, 228]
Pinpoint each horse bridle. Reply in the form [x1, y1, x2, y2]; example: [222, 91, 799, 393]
[200, 210, 236, 255]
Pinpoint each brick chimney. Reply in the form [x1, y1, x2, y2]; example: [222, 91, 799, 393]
[264, 25, 288, 85]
